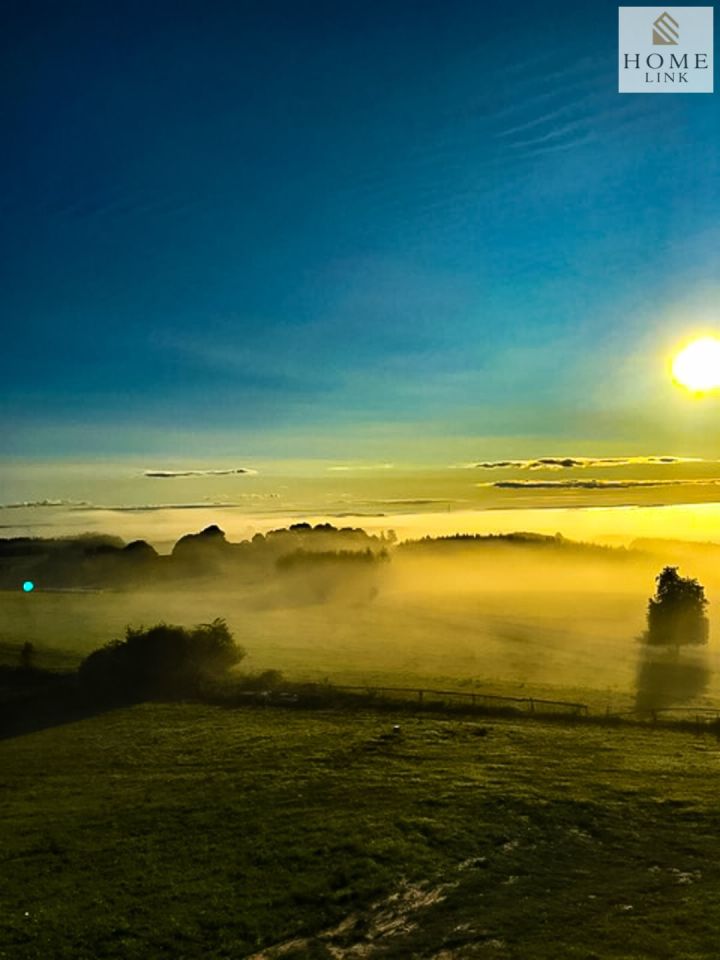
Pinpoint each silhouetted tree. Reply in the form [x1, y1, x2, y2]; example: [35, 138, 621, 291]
[79, 618, 245, 701]
[634, 568, 711, 715]
[642, 566, 709, 648]
[19, 641, 35, 671]
[172, 525, 228, 558]
[123, 539, 158, 559]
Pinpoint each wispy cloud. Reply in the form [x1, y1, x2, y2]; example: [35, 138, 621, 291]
[143, 468, 257, 478]
[361, 498, 459, 506]
[0, 499, 91, 509]
[471, 456, 706, 470]
[1, 495, 279, 512]
[481, 478, 720, 490]
[328, 464, 394, 472]
[77, 498, 278, 512]
[84, 502, 250, 512]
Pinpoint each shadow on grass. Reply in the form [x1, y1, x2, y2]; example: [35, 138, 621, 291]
[4, 668, 719, 744]
[0, 666, 133, 740]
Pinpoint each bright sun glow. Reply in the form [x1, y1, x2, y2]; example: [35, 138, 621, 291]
[671, 337, 720, 392]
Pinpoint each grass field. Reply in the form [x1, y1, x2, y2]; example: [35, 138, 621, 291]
[0, 577, 662, 703]
[4, 577, 720, 714]
[2, 702, 720, 959]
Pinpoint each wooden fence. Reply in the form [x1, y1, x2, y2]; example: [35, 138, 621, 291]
[650, 706, 720, 726]
[325, 684, 589, 717]
[230, 684, 720, 727]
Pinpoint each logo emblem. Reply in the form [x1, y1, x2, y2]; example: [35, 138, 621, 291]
[653, 11, 679, 44]
[619, 7, 713, 94]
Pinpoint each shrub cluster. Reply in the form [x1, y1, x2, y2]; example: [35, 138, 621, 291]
[79, 618, 244, 701]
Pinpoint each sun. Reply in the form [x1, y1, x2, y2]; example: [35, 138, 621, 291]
[671, 337, 720, 392]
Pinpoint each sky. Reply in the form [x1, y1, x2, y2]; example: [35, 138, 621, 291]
[1, 0, 719, 538]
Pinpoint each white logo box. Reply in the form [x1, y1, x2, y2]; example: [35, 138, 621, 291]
[619, 7, 714, 93]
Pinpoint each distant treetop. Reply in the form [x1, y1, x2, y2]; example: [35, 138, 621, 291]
[642, 566, 709, 648]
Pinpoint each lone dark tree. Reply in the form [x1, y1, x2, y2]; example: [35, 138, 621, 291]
[19, 641, 36, 671]
[642, 566, 709, 649]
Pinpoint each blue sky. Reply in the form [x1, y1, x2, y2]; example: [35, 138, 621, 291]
[2, 0, 719, 462]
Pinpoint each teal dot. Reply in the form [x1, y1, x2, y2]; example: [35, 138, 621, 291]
[22, 581, 35, 593]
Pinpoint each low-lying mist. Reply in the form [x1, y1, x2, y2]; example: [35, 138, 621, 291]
[3, 525, 720, 711]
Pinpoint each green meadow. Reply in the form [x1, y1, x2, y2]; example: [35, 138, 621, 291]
[2, 703, 720, 959]
[0, 578, 660, 714]
[3, 540, 720, 958]
[3, 564, 720, 714]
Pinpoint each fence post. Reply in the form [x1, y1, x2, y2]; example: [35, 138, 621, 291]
[529, 698, 535, 714]
[418, 689, 424, 704]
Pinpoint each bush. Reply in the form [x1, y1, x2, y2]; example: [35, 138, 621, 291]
[79, 618, 245, 701]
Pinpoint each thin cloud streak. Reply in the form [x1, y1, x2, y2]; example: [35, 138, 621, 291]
[470, 456, 707, 470]
[328, 464, 394, 472]
[0, 499, 91, 509]
[1, 496, 279, 512]
[482, 479, 720, 490]
[144, 468, 257, 477]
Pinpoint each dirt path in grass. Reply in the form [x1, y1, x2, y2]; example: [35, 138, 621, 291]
[246, 876, 457, 959]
